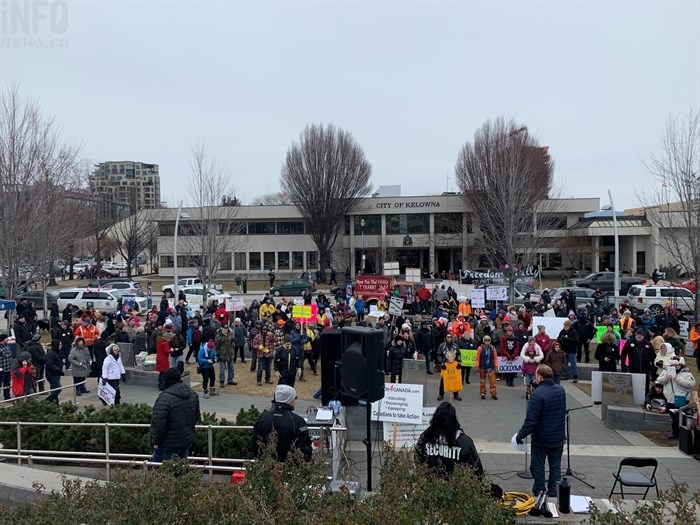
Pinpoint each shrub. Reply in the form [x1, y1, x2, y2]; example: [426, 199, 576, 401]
[0, 399, 258, 459]
[0, 445, 517, 525]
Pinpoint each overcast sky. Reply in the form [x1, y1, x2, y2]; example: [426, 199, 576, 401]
[2, 1, 698, 210]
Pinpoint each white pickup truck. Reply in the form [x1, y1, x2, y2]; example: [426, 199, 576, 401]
[162, 278, 222, 297]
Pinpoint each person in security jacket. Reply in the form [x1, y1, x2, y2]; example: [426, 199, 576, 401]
[416, 401, 484, 478]
[150, 368, 201, 462]
[252, 384, 312, 462]
[274, 334, 300, 387]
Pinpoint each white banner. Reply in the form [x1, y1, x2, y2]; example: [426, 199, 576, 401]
[405, 268, 422, 283]
[486, 286, 508, 301]
[225, 297, 245, 312]
[383, 406, 436, 449]
[98, 381, 116, 406]
[371, 383, 423, 424]
[497, 356, 524, 374]
[470, 288, 486, 309]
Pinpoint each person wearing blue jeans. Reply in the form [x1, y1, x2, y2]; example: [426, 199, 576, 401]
[515, 364, 567, 497]
[557, 320, 579, 383]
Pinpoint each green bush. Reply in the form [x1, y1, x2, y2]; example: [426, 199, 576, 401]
[0, 446, 517, 525]
[0, 399, 258, 459]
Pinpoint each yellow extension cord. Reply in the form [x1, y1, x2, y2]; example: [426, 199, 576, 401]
[502, 491, 536, 516]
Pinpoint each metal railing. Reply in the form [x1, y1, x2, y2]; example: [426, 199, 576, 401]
[0, 420, 346, 482]
[0, 379, 87, 405]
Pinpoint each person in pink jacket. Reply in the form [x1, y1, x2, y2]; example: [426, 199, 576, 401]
[520, 336, 544, 386]
[534, 325, 551, 355]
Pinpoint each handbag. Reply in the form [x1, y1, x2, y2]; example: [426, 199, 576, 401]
[671, 380, 687, 408]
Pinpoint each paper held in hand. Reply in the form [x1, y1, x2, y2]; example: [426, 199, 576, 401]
[510, 433, 528, 453]
[98, 381, 117, 406]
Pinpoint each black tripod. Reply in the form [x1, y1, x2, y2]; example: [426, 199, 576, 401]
[565, 406, 595, 489]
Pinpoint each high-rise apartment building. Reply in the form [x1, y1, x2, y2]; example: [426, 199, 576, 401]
[89, 161, 161, 209]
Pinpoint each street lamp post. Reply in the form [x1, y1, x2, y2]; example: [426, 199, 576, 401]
[172, 202, 191, 301]
[608, 190, 620, 309]
[360, 218, 366, 274]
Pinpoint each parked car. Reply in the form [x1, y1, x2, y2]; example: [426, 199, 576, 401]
[548, 287, 601, 309]
[15, 290, 60, 310]
[56, 288, 147, 312]
[101, 281, 145, 297]
[566, 271, 644, 294]
[627, 285, 696, 316]
[181, 286, 231, 306]
[162, 278, 223, 297]
[270, 279, 315, 297]
[330, 280, 355, 297]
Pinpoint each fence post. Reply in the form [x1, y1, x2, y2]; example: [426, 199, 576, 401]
[16, 422, 21, 466]
[207, 426, 213, 481]
[72, 381, 77, 404]
[105, 423, 111, 482]
[27, 455, 33, 469]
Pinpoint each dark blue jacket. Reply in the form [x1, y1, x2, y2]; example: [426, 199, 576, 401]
[517, 380, 566, 448]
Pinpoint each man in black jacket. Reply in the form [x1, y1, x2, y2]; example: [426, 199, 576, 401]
[150, 368, 201, 462]
[572, 312, 594, 363]
[415, 321, 435, 375]
[26, 335, 46, 392]
[13, 314, 32, 352]
[252, 385, 312, 462]
[45, 339, 63, 403]
[516, 364, 566, 498]
[274, 334, 299, 387]
[557, 320, 579, 382]
[621, 329, 655, 385]
[52, 320, 74, 370]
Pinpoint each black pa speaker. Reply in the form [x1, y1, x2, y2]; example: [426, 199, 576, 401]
[341, 326, 385, 402]
[320, 329, 344, 406]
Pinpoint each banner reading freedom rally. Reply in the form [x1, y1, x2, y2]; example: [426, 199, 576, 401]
[460, 265, 540, 286]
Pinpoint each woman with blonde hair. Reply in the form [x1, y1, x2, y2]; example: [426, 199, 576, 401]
[594, 332, 619, 372]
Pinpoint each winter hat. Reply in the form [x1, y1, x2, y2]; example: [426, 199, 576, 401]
[31, 334, 41, 342]
[275, 384, 296, 405]
[283, 334, 292, 343]
[654, 381, 663, 387]
[234, 318, 241, 323]
[394, 335, 403, 343]
[552, 341, 561, 350]
[206, 340, 215, 349]
[480, 314, 487, 321]
[635, 328, 645, 336]
[51, 339, 60, 349]
[164, 319, 173, 326]
[0, 334, 9, 343]
[662, 342, 674, 354]
[163, 368, 182, 389]
[568, 313, 576, 319]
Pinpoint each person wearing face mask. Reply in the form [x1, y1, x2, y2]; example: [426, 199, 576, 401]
[101, 344, 126, 405]
[621, 328, 655, 385]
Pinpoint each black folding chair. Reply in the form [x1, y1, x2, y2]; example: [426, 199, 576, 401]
[609, 457, 659, 499]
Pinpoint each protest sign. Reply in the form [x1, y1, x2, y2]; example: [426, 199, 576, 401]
[486, 286, 508, 301]
[459, 349, 476, 367]
[470, 288, 486, 309]
[388, 296, 405, 316]
[383, 406, 436, 449]
[371, 383, 423, 424]
[497, 356, 523, 374]
[595, 325, 620, 343]
[225, 297, 245, 312]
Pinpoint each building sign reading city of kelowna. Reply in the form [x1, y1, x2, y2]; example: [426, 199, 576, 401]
[374, 201, 441, 209]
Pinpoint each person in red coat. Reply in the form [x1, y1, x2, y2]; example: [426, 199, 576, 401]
[499, 326, 520, 387]
[155, 327, 171, 391]
[214, 304, 229, 327]
[11, 352, 36, 398]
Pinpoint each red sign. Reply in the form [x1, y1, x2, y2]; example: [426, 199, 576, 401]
[355, 276, 392, 296]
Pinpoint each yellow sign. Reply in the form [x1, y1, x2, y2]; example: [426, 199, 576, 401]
[292, 305, 313, 320]
[440, 361, 462, 392]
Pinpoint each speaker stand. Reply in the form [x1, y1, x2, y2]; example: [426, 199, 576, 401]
[364, 399, 373, 492]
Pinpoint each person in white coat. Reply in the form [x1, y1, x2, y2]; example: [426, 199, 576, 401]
[656, 355, 696, 439]
[520, 337, 544, 386]
[101, 344, 126, 405]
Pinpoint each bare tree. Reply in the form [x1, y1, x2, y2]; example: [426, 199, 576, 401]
[110, 209, 160, 278]
[640, 109, 700, 317]
[281, 124, 372, 279]
[179, 143, 247, 301]
[0, 87, 83, 316]
[251, 192, 291, 206]
[455, 117, 557, 302]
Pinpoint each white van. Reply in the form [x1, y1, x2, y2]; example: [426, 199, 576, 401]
[627, 285, 696, 316]
[56, 288, 147, 312]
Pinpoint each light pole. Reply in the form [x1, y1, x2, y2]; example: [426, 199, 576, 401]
[360, 218, 366, 275]
[173, 201, 191, 301]
[608, 190, 620, 309]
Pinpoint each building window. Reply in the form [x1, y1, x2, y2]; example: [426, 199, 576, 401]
[218, 253, 232, 271]
[248, 222, 276, 234]
[306, 251, 318, 269]
[276, 222, 304, 234]
[537, 216, 568, 230]
[278, 251, 290, 270]
[292, 251, 304, 270]
[234, 253, 246, 271]
[249, 252, 261, 271]
[434, 213, 462, 234]
[263, 252, 275, 270]
[353, 216, 381, 235]
[160, 256, 173, 268]
[386, 214, 429, 235]
[158, 223, 175, 236]
[219, 221, 247, 235]
[549, 253, 562, 268]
